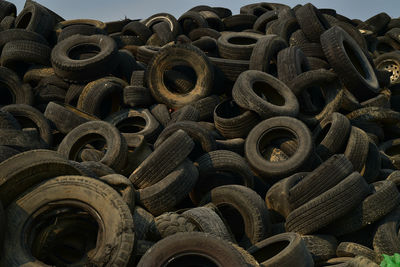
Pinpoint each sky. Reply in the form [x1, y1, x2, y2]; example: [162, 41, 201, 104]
[11, 0, 400, 22]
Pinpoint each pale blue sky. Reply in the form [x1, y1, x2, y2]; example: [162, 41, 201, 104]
[11, 1, 400, 22]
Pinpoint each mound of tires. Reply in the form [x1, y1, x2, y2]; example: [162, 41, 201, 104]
[0, 0, 399, 266]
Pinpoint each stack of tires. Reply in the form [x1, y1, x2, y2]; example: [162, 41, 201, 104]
[0, 0, 399, 266]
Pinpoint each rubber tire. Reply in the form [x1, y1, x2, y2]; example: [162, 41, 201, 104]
[344, 126, 370, 173]
[1, 175, 134, 266]
[57, 120, 128, 172]
[232, 70, 299, 119]
[217, 31, 262, 60]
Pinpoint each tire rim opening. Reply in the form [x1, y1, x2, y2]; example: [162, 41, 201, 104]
[163, 64, 197, 94]
[343, 40, 370, 80]
[228, 36, 258, 45]
[258, 128, 298, 161]
[16, 12, 32, 29]
[215, 100, 245, 119]
[28, 205, 99, 266]
[68, 43, 101, 60]
[116, 116, 146, 133]
[217, 204, 246, 244]
[315, 122, 332, 145]
[251, 240, 290, 263]
[162, 252, 220, 267]
[0, 82, 15, 106]
[69, 133, 107, 161]
[98, 84, 122, 119]
[253, 81, 286, 106]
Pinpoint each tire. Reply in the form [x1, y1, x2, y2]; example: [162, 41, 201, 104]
[214, 99, 259, 139]
[188, 27, 221, 40]
[99, 173, 135, 211]
[123, 86, 153, 108]
[249, 34, 287, 76]
[1, 175, 134, 266]
[137, 232, 254, 267]
[164, 69, 195, 94]
[152, 21, 175, 45]
[325, 180, 400, 236]
[57, 120, 128, 172]
[141, 13, 180, 37]
[307, 56, 330, 70]
[348, 256, 381, 267]
[169, 105, 200, 123]
[132, 206, 155, 240]
[154, 121, 216, 154]
[121, 21, 152, 43]
[1, 40, 51, 72]
[150, 212, 199, 240]
[233, 70, 299, 119]
[295, 3, 331, 42]
[344, 126, 369, 172]
[245, 116, 313, 180]
[0, 145, 19, 163]
[136, 45, 160, 64]
[51, 34, 119, 82]
[80, 161, 116, 177]
[209, 56, 250, 82]
[373, 206, 400, 255]
[265, 172, 307, 219]
[288, 154, 354, 210]
[347, 107, 400, 125]
[0, 109, 20, 130]
[149, 103, 171, 127]
[182, 206, 234, 242]
[15, 1, 54, 38]
[279, 47, 310, 86]
[337, 242, 381, 264]
[320, 26, 379, 101]
[285, 172, 370, 235]
[145, 44, 214, 108]
[0, 0, 15, 20]
[0, 67, 33, 105]
[138, 159, 198, 216]
[313, 112, 351, 160]
[76, 77, 127, 119]
[0, 149, 97, 207]
[253, 10, 279, 32]
[360, 141, 381, 183]
[129, 129, 194, 189]
[247, 232, 314, 267]
[222, 14, 257, 32]
[192, 95, 220, 121]
[195, 150, 255, 189]
[2, 104, 52, 147]
[217, 32, 262, 60]
[302, 234, 338, 264]
[200, 184, 271, 249]
[44, 102, 95, 135]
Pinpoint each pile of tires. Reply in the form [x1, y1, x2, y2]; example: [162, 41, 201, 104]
[0, 0, 399, 266]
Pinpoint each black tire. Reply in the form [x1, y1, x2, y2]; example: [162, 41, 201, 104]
[15, 1, 54, 38]
[154, 121, 216, 154]
[149, 103, 171, 127]
[215, 138, 245, 155]
[177, 11, 208, 35]
[295, 3, 331, 42]
[182, 206, 234, 242]
[277, 46, 310, 84]
[222, 14, 257, 32]
[0, 145, 19, 163]
[136, 45, 160, 65]
[0, 29, 48, 55]
[249, 34, 287, 76]
[302, 234, 338, 264]
[200, 184, 271, 249]
[76, 77, 127, 119]
[188, 27, 221, 41]
[164, 69, 195, 94]
[0, 149, 97, 207]
[209, 56, 250, 82]
[326, 180, 400, 236]
[57, 23, 106, 43]
[80, 161, 116, 177]
[57, 121, 128, 172]
[214, 99, 260, 139]
[307, 56, 330, 70]
[247, 232, 314, 267]
[142, 13, 180, 37]
[0, 67, 33, 105]
[2, 104, 52, 147]
[146, 44, 214, 108]
[132, 206, 155, 240]
[121, 21, 152, 43]
[149, 211, 199, 240]
[232, 70, 299, 119]
[253, 10, 279, 32]
[137, 232, 254, 267]
[361, 141, 381, 183]
[1, 175, 134, 266]
[0, 0, 16, 20]
[288, 154, 354, 210]
[0, 109, 20, 130]
[44, 102, 94, 135]
[129, 129, 194, 189]
[217, 32, 262, 60]
[51, 34, 119, 82]
[337, 242, 382, 264]
[123, 86, 154, 108]
[195, 150, 255, 190]
[344, 126, 370, 173]
[265, 172, 308, 219]
[373, 206, 400, 255]
[138, 159, 198, 216]
[245, 116, 313, 180]
[285, 172, 370, 235]
[313, 112, 351, 160]
[192, 95, 220, 121]
[1, 40, 51, 72]
[169, 105, 200, 123]
[320, 26, 379, 101]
